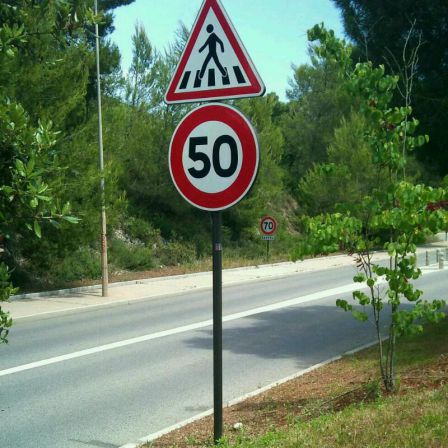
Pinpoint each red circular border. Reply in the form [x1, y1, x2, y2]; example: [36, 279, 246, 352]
[260, 216, 277, 236]
[169, 103, 259, 211]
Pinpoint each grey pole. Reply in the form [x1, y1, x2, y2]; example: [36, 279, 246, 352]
[439, 251, 444, 270]
[425, 251, 429, 266]
[211, 211, 223, 443]
[94, 0, 109, 297]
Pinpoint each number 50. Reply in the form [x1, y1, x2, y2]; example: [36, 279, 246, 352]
[188, 135, 238, 179]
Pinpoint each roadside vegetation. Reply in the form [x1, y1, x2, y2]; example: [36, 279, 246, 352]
[292, 25, 447, 391]
[1, 0, 447, 445]
[0, 0, 447, 380]
[1, 0, 447, 296]
[145, 321, 448, 448]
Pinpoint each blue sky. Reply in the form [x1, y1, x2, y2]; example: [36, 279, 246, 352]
[110, 0, 344, 101]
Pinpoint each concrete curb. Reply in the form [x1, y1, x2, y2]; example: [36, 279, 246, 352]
[10, 269, 220, 301]
[119, 339, 383, 448]
[9, 256, 351, 302]
[9, 231, 447, 302]
[10, 246, 446, 303]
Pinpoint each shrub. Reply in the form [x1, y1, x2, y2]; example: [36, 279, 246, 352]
[50, 247, 102, 282]
[109, 239, 155, 271]
[123, 216, 162, 246]
[156, 240, 196, 266]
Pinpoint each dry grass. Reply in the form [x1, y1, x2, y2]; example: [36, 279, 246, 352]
[53, 255, 289, 291]
[283, 384, 448, 448]
[143, 321, 448, 448]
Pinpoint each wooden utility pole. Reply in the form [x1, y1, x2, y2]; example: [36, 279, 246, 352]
[94, 0, 108, 297]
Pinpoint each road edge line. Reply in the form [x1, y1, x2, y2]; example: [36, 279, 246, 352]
[118, 339, 381, 448]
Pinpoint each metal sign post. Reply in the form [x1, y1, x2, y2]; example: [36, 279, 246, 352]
[168, 104, 259, 443]
[166, 2, 264, 443]
[211, 211, 223, 442]
[260, 216, 278, 262]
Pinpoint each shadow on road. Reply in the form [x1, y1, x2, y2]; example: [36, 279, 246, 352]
[184, 302, 394, 367]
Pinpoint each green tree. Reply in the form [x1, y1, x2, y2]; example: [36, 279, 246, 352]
[332, 0, 448, 178]
[298, 113, 383, 215]
[104, 23, 207, 254]
[3, 0, 137, 286]
[125, 23, 157, 109]
[281, 30, 354, 197]
[0, 1, 90, 341]
[0, 0, 147, 334]
[295, 25, 447, 391]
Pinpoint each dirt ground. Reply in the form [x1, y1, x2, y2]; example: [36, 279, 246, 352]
[145, 351, 448, 447]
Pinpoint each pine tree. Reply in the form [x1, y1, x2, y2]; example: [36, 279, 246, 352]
[332, 0, 448, 177]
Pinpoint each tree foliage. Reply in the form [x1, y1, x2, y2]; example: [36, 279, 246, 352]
[0, 0, 100, 341]
[294, 25, 447, 391]
[281, 34, 353, 196]
[332, 0, 448, 178]
[1, 1, 446, 356]
[298, 113, 380, 215]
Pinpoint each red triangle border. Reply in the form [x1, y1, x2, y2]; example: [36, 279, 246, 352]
[165, 0, 265, 104]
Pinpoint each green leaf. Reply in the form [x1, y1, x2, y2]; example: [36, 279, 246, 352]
[353, 273, 366, 283]
[336, 299, 352, 312]
[352, 310, 369, 322]
[33, 220, 41, 238]
[63, 215, 79, 224]
[26, 158, 35, 175]
[15, 159, 26, 177]
[353, 290, 371, 305]
[36, 195, 51, 202]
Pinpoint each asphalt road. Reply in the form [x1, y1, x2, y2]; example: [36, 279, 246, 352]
[1, 265, 446, 448]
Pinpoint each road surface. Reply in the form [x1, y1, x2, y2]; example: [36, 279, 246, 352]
[1, 264, 446, 448]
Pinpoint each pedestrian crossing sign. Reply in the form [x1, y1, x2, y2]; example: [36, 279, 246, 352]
[165, 0, 265, 104]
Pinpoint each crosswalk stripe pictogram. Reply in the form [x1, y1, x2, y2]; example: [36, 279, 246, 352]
[178, 66, 247, 91]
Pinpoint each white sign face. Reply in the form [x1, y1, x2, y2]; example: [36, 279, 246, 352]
[169, 103, 259, 211]
[182, 121, 243, 194]
[165, 0, 265, 104]
[260, 216, 278, 236]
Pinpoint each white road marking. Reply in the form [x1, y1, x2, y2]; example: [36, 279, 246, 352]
[1, 266, 445, 378]
[0, 281, 363, 378]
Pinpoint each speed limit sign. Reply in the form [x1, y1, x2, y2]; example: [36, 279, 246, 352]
[260, 216, 277, 238]
[169, 103, 259, 211]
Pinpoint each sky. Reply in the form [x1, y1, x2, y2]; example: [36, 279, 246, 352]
[110, 0, 345, 101]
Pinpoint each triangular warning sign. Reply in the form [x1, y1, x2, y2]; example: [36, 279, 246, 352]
[164, 0, 265, 104]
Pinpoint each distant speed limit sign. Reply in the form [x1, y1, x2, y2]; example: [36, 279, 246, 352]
[260, 216, 277, 236]
[169, 103, 259, 211]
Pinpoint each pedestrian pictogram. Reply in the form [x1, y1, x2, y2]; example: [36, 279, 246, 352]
[199, 24, 227, 80]
[165, 0, 265, 104]
[169, 103, 259, 211]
